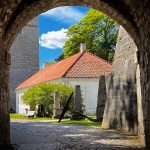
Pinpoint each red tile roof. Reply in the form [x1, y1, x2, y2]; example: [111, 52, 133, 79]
[16, 51, 112, 90]
[65, 51, 112, 78]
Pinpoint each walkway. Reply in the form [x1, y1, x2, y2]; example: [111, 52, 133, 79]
[10, 119, 144, 150]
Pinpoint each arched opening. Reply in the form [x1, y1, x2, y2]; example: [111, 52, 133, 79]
[3, 1, 139, 49]
[0, 1, 150, 149]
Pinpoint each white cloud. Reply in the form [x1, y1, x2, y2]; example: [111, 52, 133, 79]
[40, 6, 85, 24]
[39, 28, 69, 49]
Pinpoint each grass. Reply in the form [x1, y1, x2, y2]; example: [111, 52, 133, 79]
[60, 119, 102, 128]
[88, 116, 96, 119]
[10, 113, 55, 121]
[10, 113, 26, 119]
[10, 114, 101, 127]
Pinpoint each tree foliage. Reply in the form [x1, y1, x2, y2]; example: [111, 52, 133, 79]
[57, 9, 119, 62]
[22, 83, 74, 116]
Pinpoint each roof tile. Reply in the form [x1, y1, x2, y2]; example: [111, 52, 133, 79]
[65, 51, 111, 78]
[16, 51, 112, 90]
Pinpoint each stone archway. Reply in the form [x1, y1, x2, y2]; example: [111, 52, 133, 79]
[0, 0, 150, 149]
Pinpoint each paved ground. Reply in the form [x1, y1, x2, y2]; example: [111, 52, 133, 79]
[11, 119, 144, 150]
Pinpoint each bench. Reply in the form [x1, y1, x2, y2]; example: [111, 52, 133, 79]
[25, 111, 35, 117]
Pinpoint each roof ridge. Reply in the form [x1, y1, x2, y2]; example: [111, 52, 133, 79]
[63, 51, 86, 77]
[85, 51, 112, 65]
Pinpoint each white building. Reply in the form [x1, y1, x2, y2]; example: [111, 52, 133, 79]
[16, 45, 112, 115]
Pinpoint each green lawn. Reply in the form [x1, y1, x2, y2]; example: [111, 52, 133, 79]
[60, 119, 102, 128]
[10, 113, 55, 121]
[10, 114, 101, 127]
[10, 113, 26, 119]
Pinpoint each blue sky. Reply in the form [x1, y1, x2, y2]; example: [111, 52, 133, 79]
[38, 6, 89, 68]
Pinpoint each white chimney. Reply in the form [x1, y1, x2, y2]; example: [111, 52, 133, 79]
[80, 43, 86, 52]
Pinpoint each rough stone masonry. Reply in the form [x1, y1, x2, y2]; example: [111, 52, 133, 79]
[0, 0, 150, 149]
[103, 26, 138, 132]
[53, 91, 62, 119]
[96, 75, 107, 121]
[102, 26, 145, 144]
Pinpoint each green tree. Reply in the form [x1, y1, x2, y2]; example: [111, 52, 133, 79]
[58, 9, 119, 62]
[22, 83, 74, 116]
[21, 86, 40, 111]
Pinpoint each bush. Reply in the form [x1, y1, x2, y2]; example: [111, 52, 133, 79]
[22, 83, 74, 116]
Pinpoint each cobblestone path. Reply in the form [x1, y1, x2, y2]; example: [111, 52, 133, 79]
[11, 119, 144, 150]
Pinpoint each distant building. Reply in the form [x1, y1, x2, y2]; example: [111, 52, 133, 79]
[9, 17, 39, 112]
[15, 44, 111, 115]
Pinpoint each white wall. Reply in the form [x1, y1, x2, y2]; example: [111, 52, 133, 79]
[15, 79, 63, 114]
[16, 78, 99, 115]
[63, 78, 99, 115]
[16, 89, 27, 114]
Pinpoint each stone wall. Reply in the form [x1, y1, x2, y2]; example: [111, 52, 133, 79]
[9, 17, 39, 112]
[102, 26, 138, 133]
[1, 1, 150, 149]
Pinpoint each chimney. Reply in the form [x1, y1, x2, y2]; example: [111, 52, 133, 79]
[80, 43, 86, 52]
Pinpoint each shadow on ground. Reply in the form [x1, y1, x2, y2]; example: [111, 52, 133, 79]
[10, 121, 145, 150]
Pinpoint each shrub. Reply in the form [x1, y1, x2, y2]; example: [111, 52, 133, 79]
[22, 83, 74, 116]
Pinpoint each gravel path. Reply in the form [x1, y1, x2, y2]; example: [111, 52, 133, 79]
[10, 119, 144, 150]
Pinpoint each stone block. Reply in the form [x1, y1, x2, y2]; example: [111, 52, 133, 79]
[53, 91, 62, 119]
[72, 85, 84, 120]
